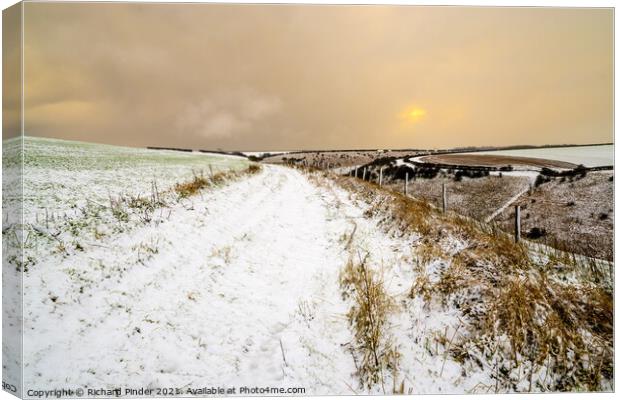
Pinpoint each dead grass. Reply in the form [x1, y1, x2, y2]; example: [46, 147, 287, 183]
[174, 175, 209, 198]
[495, 172, 613, 261]
[410, 270, 433, 304]
[175, 164, 262, 198]
[247, 164, 261, 174]
[326, 172, 613, 392]
[477, 275, 613, 391]
[340, 254, 400, 390]
[385, 175, 530, 221]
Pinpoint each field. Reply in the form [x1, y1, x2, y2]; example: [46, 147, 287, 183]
[463, 145, 614, 168]
[3, 138, 613, 395]
[384, 174, 530, 221]
[417, 154, 577, 169]
[339, 145, 614, 261]
[382, 170, 614, 261]
[18, 137, 249, 224]
[495, 171, 614, 260]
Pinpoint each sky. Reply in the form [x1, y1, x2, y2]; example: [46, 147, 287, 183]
[16, 3, 614, 151]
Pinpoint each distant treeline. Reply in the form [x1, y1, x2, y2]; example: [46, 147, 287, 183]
[198, 149, 246, 158]
[405, 159, 515, 172]
[266, 148, 425, 156]
[346, 163, 494, 183]
[538, 165, 613, 177]
[147, 146, 193, 153]
[360, 156, 514, 172]
[146, 146, 248, 158]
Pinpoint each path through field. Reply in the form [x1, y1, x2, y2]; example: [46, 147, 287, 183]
[25, 167, 368, 393]
[484, 185, 530, 222]
[17, 140, 614, 395]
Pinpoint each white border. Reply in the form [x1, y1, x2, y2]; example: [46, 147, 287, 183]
[0, 2, 615, 400]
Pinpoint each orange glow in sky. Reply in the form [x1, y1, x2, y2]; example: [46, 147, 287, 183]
[15, 4, 613, 150]
[401, 107, 427, 123]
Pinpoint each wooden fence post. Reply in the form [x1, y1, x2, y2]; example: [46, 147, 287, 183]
[514, 205, 521, 242]
[442, 183, 447, 213]
[379, 167, 384, 186]
[405, 172, 409, 196]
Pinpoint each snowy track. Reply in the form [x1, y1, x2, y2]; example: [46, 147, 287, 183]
[25, 167, 362, 393]
[24, 166, 492, 395]
[484, 185, 530, 223]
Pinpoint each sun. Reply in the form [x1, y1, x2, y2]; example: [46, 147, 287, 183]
[400, 106, 427, 123]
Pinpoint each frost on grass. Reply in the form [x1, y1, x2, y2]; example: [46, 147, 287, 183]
[318, 170, 613, 393]
[2, 137, 24, 395]
[19, 137, 257, 265]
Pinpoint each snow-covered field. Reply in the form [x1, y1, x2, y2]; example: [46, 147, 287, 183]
[23, 166, 357, 392]
[462, 145, 613, 167]
[3, 138, 613, 396]
[17, 137, 249, 225]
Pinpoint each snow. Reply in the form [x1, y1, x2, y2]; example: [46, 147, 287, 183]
[23, 166, 362, 393]
[241, 151, 290, 157]
[18, 137, 249, 226]
[21, 137, 605, 396]
[489, 170, 540, 182]
[17, 135, 495, 395]
[308, 175, 496, 394]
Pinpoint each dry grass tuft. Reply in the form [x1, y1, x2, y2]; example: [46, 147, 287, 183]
[175, 164, 262, 198]
[247, 164, 261, 174]
[340, 254, 400, 390]
[175, 175, 209, 198]
[410, 271, 433, 304]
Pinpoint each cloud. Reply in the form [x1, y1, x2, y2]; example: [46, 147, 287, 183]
[177, 89, 282, 139]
